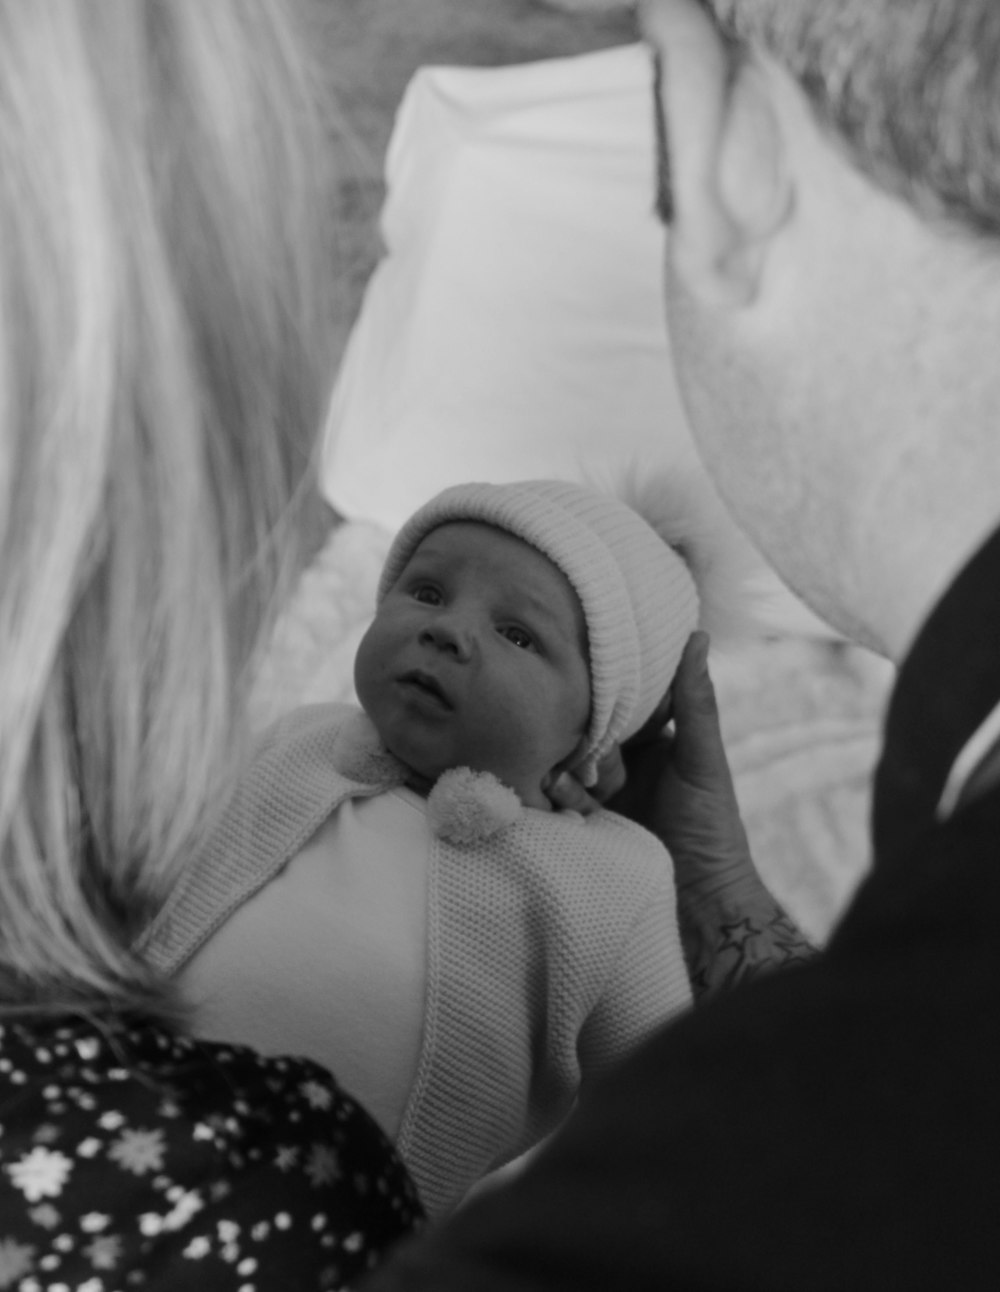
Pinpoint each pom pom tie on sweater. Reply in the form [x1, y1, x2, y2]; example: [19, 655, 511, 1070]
[330, 709, 524, 844]
[427, 768, 523, 844]
[330, 709, 410, 787]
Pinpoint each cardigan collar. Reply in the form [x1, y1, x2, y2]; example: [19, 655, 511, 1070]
[873, 519, 1000, 865]
[330, 709, 524, 844]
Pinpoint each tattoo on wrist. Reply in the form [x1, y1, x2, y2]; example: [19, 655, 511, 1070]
[682, 903, 816, 999]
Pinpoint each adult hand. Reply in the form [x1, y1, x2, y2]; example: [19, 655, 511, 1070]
[608, 631, 754, 899]
[549, 631, 750, 883]
[607, 631, 815, 996]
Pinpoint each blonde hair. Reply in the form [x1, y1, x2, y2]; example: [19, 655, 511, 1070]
[0, 0, 337, 1013]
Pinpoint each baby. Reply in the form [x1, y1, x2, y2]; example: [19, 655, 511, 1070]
[143, 478, 748, 1217]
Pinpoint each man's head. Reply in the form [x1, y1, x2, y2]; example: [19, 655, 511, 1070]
[641, 0, 1000, 659]
[355, 480, 700, 807]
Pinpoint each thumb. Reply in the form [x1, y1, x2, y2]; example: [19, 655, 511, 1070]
[670, 631, 733, 788]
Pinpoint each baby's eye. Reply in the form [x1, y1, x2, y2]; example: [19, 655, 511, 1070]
[411, 584, 442, 606]
[500, 626, 536, 651]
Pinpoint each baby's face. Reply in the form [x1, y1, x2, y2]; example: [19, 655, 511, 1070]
[355, 522, 591, 809]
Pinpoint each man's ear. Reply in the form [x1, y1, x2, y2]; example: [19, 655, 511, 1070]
[645, 0, 793, 306]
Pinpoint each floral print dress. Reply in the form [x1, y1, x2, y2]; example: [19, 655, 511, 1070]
[0, 1015, 423, 1290]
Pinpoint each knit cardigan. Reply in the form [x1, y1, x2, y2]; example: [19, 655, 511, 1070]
[140, 703, 692, 1216]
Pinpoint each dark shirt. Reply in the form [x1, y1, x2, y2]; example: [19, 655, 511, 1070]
[363, 521, 1000, 1291]
[0, 1014, 423, 1290]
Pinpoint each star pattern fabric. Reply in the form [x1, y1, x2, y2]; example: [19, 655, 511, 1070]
[0, 1015, 423, 1289]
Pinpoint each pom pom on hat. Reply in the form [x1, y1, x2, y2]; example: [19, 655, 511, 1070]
[378, 476, 754, 786]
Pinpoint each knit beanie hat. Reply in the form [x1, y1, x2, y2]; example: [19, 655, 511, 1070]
[376, 478, 702, 786]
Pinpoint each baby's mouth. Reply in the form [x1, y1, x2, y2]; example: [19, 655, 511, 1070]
[398, 669, 453, 710]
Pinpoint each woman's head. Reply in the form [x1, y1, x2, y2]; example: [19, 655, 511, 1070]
[0, 0, 336, 1011]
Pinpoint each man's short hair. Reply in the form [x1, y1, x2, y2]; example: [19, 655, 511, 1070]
[705, 0, 1000, 237]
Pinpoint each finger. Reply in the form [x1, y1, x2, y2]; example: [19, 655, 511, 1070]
[547, 770, 602, 816]
[670, 632, 735, 787]
[670, 632, 714, 726]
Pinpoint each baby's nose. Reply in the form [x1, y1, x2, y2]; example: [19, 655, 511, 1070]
[418, 616, 474, 661]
